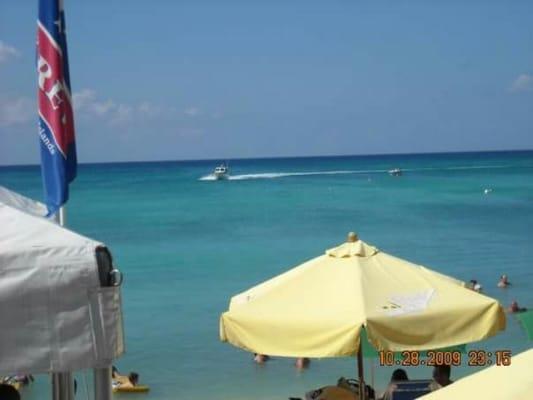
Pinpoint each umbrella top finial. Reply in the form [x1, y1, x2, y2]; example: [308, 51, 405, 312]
[347, 232, 358, 242]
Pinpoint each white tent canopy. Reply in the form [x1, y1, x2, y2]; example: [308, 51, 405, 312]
[0, 185, 48, 218]
[0, 186, 124, 375]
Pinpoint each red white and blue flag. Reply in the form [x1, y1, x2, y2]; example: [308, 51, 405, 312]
[37, 0, 77, 215]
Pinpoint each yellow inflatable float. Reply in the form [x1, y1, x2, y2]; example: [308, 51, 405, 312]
[112, 385, 150, 393]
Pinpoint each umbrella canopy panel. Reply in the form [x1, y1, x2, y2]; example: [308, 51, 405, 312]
[220, 236, 506, 357]
[0, 191, 124, 375]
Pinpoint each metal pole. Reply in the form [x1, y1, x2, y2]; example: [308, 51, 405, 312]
[52, 372, 75, 400]
[94, 367, 112, 400]
[370, 358, 375, 394]
[52, 373, 60, 399]
[59, 206, 67, 226]
[357, 339, 366, 400]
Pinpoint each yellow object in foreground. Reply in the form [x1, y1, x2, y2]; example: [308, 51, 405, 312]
[112, 385, 150, 393]
[419, 348, 533, 400]
[220, 235, 506, 357]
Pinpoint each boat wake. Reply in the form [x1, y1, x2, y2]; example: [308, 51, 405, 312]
[199, 169, 387, 181]
[198, 165, 512, 181]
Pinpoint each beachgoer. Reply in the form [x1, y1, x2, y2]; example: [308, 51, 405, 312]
[508, 300, 527, 313]
[380, 369, 408, 400]
[0, 383, 20, 400]
[114, 372, 140, 389]
[497, 275, 510, 288]
[468, 279, 482, 292]
[428, 365, 453, 391]
[295, 357, 310, 369]
[253, 353, 269, 364]
[111, 366, 129, 386]
[128, 372, 139, 386]
[111, 366, 140, 388]
[13, 374, 33, 385]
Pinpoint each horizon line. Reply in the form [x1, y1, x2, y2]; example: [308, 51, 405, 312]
[1, 147, 532, 168]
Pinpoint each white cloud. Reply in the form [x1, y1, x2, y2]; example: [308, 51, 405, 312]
[184, 107, 200, 117]
[138, 102, 158, 116]
[509, 73, 533, 93]
[73, 89, 133, 124]
[0, 97, 33, 127]
[136, 102, 176, 118]
[72, 89, 214, 127]
[0, 41, 20, 64]
[72, 89, 96, 110]
[91, 99, 116, 116]
[109, 104, 133, 125]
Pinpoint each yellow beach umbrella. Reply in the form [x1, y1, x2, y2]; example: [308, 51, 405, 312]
[220, 233, 504, 355]
[419, 348, 533, 399]
[219, 233, 505, 397]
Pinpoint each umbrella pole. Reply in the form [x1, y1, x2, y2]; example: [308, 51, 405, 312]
[357, 340, 366, 400]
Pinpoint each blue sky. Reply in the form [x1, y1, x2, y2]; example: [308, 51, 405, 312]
[1, 0, 532, 165]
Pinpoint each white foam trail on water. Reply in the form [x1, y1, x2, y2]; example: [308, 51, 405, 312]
[199, 174, 219, 181]
[198, 165, 514, 181]
[228, 169, 387, 180]
[199, 169, 388, 181]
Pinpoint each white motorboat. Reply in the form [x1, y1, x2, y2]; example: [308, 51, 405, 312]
[388, 168, 402, 176]
[213, 163, 229, 180]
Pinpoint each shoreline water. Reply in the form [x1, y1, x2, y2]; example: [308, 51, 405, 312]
[1, 151, 532, 399]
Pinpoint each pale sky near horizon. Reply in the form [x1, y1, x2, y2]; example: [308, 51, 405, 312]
[1, 0, 532, 165]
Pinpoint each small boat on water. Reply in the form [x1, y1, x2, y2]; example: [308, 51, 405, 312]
[213, 163, 229, 180]
[388, 168, 402, 176]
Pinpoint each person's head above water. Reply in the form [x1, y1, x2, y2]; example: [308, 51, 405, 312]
[253, 353, 269, 364]
[295, 357, 310, 369]
[432, 365, 452, 386]
[391, 369, 408, 381]
[509, 300, 523, 313]
[128, 372, 139, 386]
[497, 275, 510, 287]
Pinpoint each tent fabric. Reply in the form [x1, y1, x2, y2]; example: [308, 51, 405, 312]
[419, 348, 533, 400]
[0, 186, 48, 218]
[220, 238, 506, 357]
[0, 189, 124, 375]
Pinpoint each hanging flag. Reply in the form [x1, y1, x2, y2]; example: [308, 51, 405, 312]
[37, 0, 77, 215]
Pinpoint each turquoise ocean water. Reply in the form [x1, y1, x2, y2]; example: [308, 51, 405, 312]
[2, 151, 533, 400]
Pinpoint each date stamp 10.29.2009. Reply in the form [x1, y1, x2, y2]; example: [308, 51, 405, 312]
[378, 350, 512, 367]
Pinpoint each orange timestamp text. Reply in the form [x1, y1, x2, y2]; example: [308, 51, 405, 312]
[378, 350, 512, 367]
